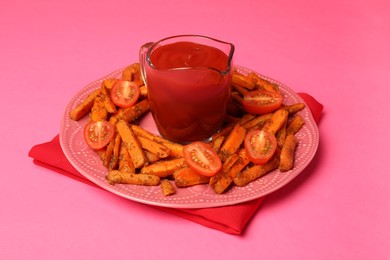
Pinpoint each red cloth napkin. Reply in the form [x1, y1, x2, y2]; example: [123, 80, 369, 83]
[28, 92, 323, 235]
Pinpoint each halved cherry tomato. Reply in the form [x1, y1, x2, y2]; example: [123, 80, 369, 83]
[244, 129, 277, 165]
[84, 121, 115, 150]
[242, 90, 283, 114]
[183, 142, 222, 177]
[110, 80, 140, 108]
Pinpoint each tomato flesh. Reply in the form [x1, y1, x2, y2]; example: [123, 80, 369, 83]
[242, 90, 283, 114]
[183, 142, 222, 177]
[110, 80, 140, 108]
[244, 129, 277, 165]
[84, 121, 115, 150]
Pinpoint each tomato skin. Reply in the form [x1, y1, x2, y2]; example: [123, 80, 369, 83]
[242, 90, 283, 115]
[244, 129, 277, 165]
[84, 121, 115, 150]
[183, 142, 222, 177]
[110, 80, 140, 108]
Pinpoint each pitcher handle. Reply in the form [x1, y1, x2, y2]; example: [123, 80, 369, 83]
[139, 42, 154, 86]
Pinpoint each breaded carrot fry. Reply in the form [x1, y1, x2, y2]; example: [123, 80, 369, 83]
[141, 158, 186, 178]
[210, 153, 239, 186]
[110, 99, 150, 125]
[100, 84, 116, 114]
[173, 167, 210, 187]
[237, 113, 257, 126]
[118, 143, 135, 174]
[144, 150, 161, 164]
[212, 125, 234, 141]
[284, 103, 305, 114]
[139, 85, 148, 97]
[103, 132, 117, 168]
[121, 68, 133, 81]
[70, 88, 101, 121]
[232, 84, 249, 96]
[102, 78, 118, 90]
[234, 153, 280, 187]
[116, 120, 147, 169]
[90, 94, 108, 122]
[106, 170, 160, 186]
[230, 91, 244, 105]
[126, 63, 143, 86]
[131, 125, 183, 158]
[161, 179, 176, 196]
[108, 133, 122, 170]
[228, 150, 251, 179]
[210, 135, 225, 154]
[127, 63, 141, 77]
[120, 99, 150, 122]
[211, 149, 250, 194]
[263, 109, 289, 134]
[286, 115, 305, 135]
[252, 75, 281, 94]
[242, 113, 272, 130]
[276, 121, 287, 148]
[210, 153, 238, 186]
[137, 135, 171, 159]
[96, 148, 106, 162]
[232, 73, 256, 90]
[219, 124, 246, 162]
[279, 134, 298, 172]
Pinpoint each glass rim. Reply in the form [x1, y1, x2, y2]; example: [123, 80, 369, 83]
[145, 34, 235, 75]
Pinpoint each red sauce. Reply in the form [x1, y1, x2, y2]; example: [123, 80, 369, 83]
[150, 41, 228, 71]
[146, 41, 232, 143]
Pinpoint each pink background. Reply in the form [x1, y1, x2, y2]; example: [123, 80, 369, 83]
[1, 0, 389, 259]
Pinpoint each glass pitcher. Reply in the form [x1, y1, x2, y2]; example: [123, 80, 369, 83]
[140, 35, 235, 143]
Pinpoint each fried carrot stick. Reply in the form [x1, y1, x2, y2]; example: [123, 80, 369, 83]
[116, 120, 147, 169]
[144, 150, 161, 164]
[279, 134, 298, 172]
[121, 68, 133, 81]
[118, 143, 135, 174]
[139, 85, 148, 97]
[237, 113, 257, 126]
[161, 179, 176, 196]
[131, 125, 183, 158]
[106, 170, 160, 186]
[263, 108, 289, 134]
[90, 94, 108, 122]
[141, 158, 186, 178]
[210, 135, 225, 154]
[103, 132, 117, 168]
[232, 73, 256, 90]
[173, 167, 210, 187]
[110, 99, 150, 125]
[100, 84, 116, 114]
[286, 115, 305, 135]
[232, 84, 249, 96]
[276, 120, 287, 149]
[241, 113, 273, 130]
[233, 153, 280, 187]
[70, 88, 101, 121]
[137, 136, 171, 159]
[211, 149, 251, 194]
[102, 78, 118, 90]
[284, 103, 305, 114]
[108, 133, 122, 170]
[250, 74, 281, 94]
[219, 124, 246, 162]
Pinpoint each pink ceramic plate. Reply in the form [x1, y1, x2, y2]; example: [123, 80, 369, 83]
[60, 65, 319, 208]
